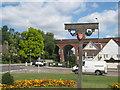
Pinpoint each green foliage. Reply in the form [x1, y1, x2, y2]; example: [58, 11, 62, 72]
[19, 27, 44, 61]
[10, 73, 118, 88]
[1, 25, 21, 63]
[2, 53, 10, 64]
[0, 29, 2, 45]
[1, 25, 9, 44]
[44, 32, 55, 59]
[67, 55, 76, 67]
[2, 72, 14, 85]
[1, 25, 56, 63]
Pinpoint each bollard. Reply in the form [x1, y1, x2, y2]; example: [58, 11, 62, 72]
[25, 62, 28, 66]
[30, 62, 32, 66]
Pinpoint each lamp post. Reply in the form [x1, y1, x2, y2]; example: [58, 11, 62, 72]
[38, 56, 40, 73]
[9, 54, 11, 73]
[13, 53, 17, 63]
[9, 49, 12, 73]
[64, 22, 99, 88]
[96, 18, 100, 60]
[30, 50, 32, 65]
[38, 52, 43, 73]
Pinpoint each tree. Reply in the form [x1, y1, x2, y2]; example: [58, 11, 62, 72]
[19, 27, 44, 62]
[1, 26, 20, 63]
[1, 25, 9, 44]
[0, 29, 2, 45]
[1, 25, 55, 62]
[2, 72, 14, 85]
[2, 41, 9, 63]
[44, 32, 55, 59]
[68, 55, 76, 67]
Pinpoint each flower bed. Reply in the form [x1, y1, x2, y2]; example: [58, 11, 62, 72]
[0, 79, 76, 89]
[111, 83, 120, 89]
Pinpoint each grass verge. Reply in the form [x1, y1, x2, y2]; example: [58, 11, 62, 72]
[5, 73, 118, 88]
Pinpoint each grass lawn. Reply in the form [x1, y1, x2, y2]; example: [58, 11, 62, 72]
[4, 73, 118, 88]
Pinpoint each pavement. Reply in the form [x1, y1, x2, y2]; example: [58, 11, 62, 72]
[107, 68, 120, 72]
[0, 64, 25, 66]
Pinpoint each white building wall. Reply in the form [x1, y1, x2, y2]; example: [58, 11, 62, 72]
[92, 39, 120, 69]
[93, 54, 120, 61]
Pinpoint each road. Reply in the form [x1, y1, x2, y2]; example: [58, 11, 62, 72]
[0, 65, 119, 77]
[0, 64, 25, 73]
[1, 65, 25, 72]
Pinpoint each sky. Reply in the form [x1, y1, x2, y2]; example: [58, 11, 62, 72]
[0, 0, 119, 39]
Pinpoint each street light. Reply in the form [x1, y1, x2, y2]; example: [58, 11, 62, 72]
[38, 52, 43, 73]
[9, 49, 13, 73]
[64, 22, 99, 88]
[30, 50, 32, 65]
[96, 18, 100, 60]
[13, 53, 17, 63]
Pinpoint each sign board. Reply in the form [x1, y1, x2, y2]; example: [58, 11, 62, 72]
[64, 23, 99, 33]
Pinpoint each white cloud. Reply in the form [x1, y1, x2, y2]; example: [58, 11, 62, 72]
[1, 0, 47, 2]
[78, 10, 118, 37]
[92, 3, 99, 8]
[1, 2, 86, 39]
[106, 35, 115, 38]
[53, 1, 86, 15]
[85, 0, 119, 2]
[1, 0, 85, 2]
[1, 1, 118, 39]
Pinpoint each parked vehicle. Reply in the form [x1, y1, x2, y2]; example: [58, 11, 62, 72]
[33, 60, 47, 67]
[32, 60, 37, 65]
[72, 61, 107, 75]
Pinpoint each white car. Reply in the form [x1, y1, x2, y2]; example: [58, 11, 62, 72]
[35, 60, 47, 67]
[72, 61, 107, 75]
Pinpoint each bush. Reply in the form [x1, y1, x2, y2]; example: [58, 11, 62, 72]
[2, 72, 14, 85]
[67, 55, 76, 68]
[15, 59, 22, 63]
[2, 61, 9, 64]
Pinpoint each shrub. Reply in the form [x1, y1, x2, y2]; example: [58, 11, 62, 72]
[2, 72, 14, 85]
[15, 59, 22, 63]
[67, 55, 76, 67]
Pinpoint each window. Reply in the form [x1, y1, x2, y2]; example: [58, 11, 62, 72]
[82, 61, 85, 66]
[104, 54, 108, 58]
[106, 54, 108, 58]
[117, 54, 120, 58]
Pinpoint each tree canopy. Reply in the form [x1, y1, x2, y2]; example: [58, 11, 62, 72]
[1, 25, 21, 63]
[1, 25, 56, 63]
[19, 27, 44, 61]
[44, 32, 55, 59]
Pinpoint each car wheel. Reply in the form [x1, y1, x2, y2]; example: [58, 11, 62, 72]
[74, 70, 78, 74]
[35, 64, 38, 66]
[40, 65, 42, 67]
[95, 70, 101, 75]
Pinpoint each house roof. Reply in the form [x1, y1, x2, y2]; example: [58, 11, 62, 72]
[99, 39, 119, 55]
[83, 41, 99, 50]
